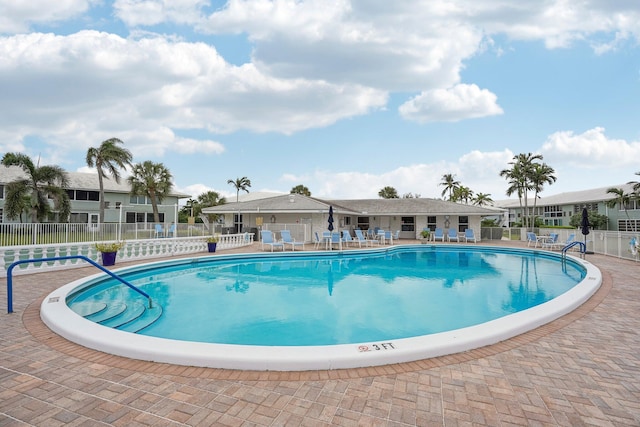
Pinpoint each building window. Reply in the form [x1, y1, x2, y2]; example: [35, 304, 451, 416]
[104, 201, 110, 209]
[357, 216, 370, 230]
[0, 184, 4, 199]
[427, 216, 436, 231]
[125, 212, 164, 224]
[70, 213, 89, 223]
[618, 219, 640, 232]
[115, 202, 121, 209]
[130, 195, 151, 205]
[0, 208, 3, 223]
[544, 205, 563, 218]
[458, 216, 469, 233]
[66, 190, 99, 201]
[401, 216, 414, 232]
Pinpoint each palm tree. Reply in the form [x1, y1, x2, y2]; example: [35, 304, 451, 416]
[628, 171, 640, 193]
[605, 187, 632, 229]
[197, 191, 226, 224]
[473, 192, 494, 206]
[500, 153, 543, 229]
[85, 137, 132, 223]
[451, 186, 473, 204]
[378, 186, 399, 198]
[127, 161, 173, 224]
[227, 177, 251, 202]
[290, 185, 311, 196]
[439, 174, 460, 201]
[530, 163, 556, 226]
[1, 153, 71, 222]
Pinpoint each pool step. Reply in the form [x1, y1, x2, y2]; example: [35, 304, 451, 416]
[118, 305, 163, 333]
[73, 299, 163, 333]
[85, 302, 127, 323]
[100, 301, 146, 328]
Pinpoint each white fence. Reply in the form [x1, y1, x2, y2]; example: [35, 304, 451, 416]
[0, 222, 212, 247]
[1, 233, 254, 277]
[482, 227, 640, 262]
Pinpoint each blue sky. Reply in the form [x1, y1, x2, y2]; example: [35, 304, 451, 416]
[1, 1, 639, 203]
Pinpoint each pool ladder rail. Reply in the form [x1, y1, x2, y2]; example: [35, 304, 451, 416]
[561, 241, 587, 258]
[6, 255, 153, 313]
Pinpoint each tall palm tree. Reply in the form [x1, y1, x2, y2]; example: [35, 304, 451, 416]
[1, 153, 71, 222]
[378, 186, 399, 198]
[452, 186, 473, 204]
[530, 162, 556, 226]
[86, 137, 132, 223]
[127, 161, 173, 224]
[227, 177, 251, 202]
[500, 153, 542, 229]
[439, 173, 460, 201]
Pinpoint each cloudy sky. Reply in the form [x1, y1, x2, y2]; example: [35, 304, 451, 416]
[1, 0, 639, 202]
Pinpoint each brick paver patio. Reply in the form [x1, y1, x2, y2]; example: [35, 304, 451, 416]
[1, 242, 638, 426]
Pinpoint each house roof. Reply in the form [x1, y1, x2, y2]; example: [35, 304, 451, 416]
[494, 183, 636, 208]
[0, 166, 190, 199]
[202, 194, 502, 216]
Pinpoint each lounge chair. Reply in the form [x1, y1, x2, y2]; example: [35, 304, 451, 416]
[463, 228, 477, 243]
[280, 229, 305, 251]
[342, 230, 356, 247]
[433, 228, 445, 242]
[447, 228, 459, 242]
[353, 229, 371, 247]
[560, 233, 575, 250]
[260, 230, 284, 252]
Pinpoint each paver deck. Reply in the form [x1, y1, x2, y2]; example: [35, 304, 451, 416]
[1, 241, 639, 426]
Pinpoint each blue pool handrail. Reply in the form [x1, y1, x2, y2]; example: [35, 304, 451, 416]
[561, 241, 586, 258]
[6, 255, 152, 313]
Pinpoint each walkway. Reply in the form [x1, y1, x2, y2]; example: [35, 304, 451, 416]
[1, 242, 639, 426]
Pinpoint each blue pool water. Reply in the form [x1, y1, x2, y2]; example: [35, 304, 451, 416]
[67, 246, 586, 347]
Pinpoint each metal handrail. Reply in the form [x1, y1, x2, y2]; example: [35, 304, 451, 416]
[561, 241, 586, 258]
[6, 255, 152, 313]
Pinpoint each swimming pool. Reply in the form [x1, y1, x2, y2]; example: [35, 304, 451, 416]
[41, 245, 602, 371]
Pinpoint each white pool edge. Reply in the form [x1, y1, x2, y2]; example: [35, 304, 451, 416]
[40, 249, 602, 371]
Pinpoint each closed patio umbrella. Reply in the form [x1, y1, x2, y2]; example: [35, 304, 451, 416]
[581, 207, 591, 253]
[328, 206, 334, 232]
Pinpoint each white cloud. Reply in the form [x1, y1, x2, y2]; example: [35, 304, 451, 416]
[114, 0, 208, 27]
[541, 127, 640, 167]
[0, 0, 92, 33]
[399, 84, 503, 123]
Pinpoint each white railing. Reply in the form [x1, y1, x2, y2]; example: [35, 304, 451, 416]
[482, 227, 640, 262]
[1, 233, 255, 277]
[0, 222, 211, 246]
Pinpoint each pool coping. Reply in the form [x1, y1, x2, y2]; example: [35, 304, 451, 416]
[38, 245, 603, 372]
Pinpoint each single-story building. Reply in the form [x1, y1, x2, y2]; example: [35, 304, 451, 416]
[202, 193, 502, 241]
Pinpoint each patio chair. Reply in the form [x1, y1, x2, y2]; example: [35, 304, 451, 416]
[154, 224, 164, 238]
[526, 232, 538, 247]
[167, 223, 176, 238]
[329, 231, 342, 250]
[541, 233, 559, 249]
[280, 229, 305, 251]
[433, 228, 445, 242]
[260, 230, 284, 252]
[447, 228, 459, 242]
[342, 230, 356, 247]
[314, 232, 323, 249]
[463, 228, 477, 243]
[354, 229, 371, 247]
